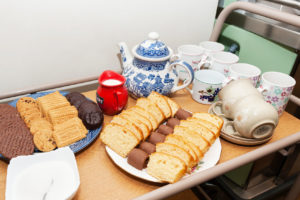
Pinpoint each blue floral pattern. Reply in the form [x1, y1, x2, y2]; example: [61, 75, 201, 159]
[125, 71, 175, 97]
[122, 59, 194, 97]
[120, 46, 126, 62]
[133, 58, 167, 71]
[136, 41, 169, 58]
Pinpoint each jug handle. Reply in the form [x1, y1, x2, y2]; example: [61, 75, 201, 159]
[113, 90, 121, 112]
[170, 60, 194, 93]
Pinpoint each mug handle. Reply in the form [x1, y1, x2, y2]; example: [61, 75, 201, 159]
[222, 76, 237, 87]
[113, 90, 124, 112]
[210, 101, 226, 118]
[197, 54, 213, 70]
[257, 84, 270, 95]
[170, 54, 180, 62]
[169, 60, 194, 93]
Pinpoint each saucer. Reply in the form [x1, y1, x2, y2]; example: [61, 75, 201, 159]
[208, 102, 272, 146]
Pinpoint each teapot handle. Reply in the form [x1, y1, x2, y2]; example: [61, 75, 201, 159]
[170, 60, 194, 93]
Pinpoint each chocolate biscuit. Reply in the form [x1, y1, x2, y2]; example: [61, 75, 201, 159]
[0, 104, 20, 133]
[175, 108, 192, 120]
[78, 101, 103, 130]
[66, 92, 88, 109]
[127, 148, 149, 170]
[0, 104, 35, 159]
[157, 124, 174, 135]
[139, 142, 156, 155]
[147, 132, 166, 145]
[166, 118, 180, 129]
[0, 122, 34, 160]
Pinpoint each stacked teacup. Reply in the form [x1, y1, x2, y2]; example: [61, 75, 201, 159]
[217, 79, 279, 139]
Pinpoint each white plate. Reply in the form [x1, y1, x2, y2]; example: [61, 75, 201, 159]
[105, 138, 222, 183]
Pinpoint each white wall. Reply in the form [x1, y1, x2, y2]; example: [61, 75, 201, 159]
[0, 0, 218, 96]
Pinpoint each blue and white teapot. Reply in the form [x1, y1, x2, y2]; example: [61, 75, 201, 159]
[118, 32, 194, 98]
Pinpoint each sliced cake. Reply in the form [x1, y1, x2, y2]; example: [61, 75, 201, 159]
[123, 108, 153, 132]
[147, 152, 187, 183]
[173, 125, 209, 153]
[179, 120, 216, 145]
[130, 105, 159, 130]
[136, 98, 165, 124]
[164, 134, 200, 167]
[121, 113, 150, 140]
[156, 143, 193, 170]
[165, 97, 180, 117]
[192, 112, 224, 130]
[147, 91, 172, 118]
[111, 115, 143, 142]
[187, 117, 220, 137]
[100, 123, 139, 157]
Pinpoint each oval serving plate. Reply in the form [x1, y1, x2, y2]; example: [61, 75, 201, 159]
[105, 138, 222, 183]
[0, 91, 102, 159]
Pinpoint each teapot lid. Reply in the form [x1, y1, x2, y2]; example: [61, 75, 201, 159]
[132, 32, 173, 62]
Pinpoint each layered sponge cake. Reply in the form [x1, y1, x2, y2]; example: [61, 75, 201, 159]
[100, 123, 139, 157]
[147, 152, 186, 183]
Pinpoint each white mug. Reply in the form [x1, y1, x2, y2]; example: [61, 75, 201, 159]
[199, 41, 225, 54]
[218, 79, 263, 119]
[198, 51, 239, 76]
[172, 45, 204, 80]
[189, 70, 225, 104]
[223, 95, 278, 139]
[224, 63, 261, 87]
[258, 71, 296, 116]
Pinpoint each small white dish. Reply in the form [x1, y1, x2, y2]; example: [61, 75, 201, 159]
[105, 138, 222, 183]
[6, 147, 80, 200]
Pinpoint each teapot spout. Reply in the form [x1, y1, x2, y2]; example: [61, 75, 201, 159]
[118, 42, 133, 70]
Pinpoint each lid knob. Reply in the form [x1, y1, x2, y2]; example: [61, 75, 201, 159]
[148, 32, 159, 40]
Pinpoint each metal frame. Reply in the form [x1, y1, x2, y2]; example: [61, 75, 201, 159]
[264, 0, 300, 9]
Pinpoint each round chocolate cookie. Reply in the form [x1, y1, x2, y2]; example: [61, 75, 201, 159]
[66, 92, 88, 109]
[78, 101, 104, 130]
